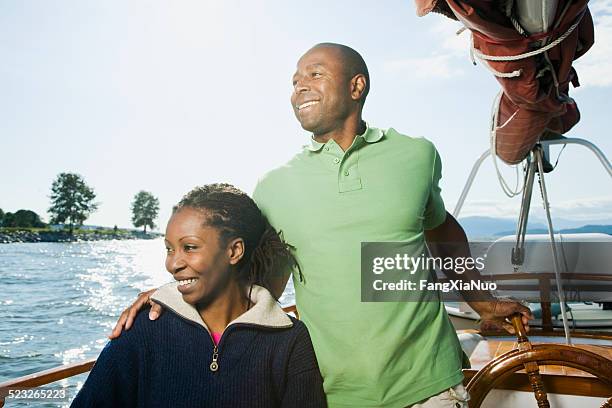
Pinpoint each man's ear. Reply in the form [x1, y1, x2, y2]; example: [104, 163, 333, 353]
[350, 74, 367, 101]
[227, 238, 245, 265]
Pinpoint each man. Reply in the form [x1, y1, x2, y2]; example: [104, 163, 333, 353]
[111, 43, 531, 407]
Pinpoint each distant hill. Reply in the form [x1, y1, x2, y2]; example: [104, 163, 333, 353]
[458, 216, 612, 239]
[495, 224, 612, 236]
[458, 216, 546, 239]
[561, 225, 612, 234]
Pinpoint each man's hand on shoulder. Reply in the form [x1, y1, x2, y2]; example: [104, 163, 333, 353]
[109, 289, 163, 339]
[469, 298, 534, 334]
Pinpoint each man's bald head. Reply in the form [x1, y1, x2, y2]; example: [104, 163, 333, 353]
[309, 43, 370, 104]
[291, 43, 370, 136]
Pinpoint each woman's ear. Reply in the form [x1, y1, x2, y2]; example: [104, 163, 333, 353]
[227, 238, 245, 265]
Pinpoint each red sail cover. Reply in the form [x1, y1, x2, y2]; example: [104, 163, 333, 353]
[416, 0, 594, 164]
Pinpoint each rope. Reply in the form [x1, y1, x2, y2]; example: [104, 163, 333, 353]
[551, 143, 567, 171]
[479, 58, 522, 78]
[469, 32, 523, 78]
[472, 15, 582, 62]
[509, 15, 528, 37]
[467, 11, 584, 78]
[490, 91, 525, 198]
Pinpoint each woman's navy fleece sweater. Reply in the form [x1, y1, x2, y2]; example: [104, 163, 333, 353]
[72, 287, 326, 407]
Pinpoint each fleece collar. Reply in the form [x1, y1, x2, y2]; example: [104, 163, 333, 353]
[150, 283, 293, 333]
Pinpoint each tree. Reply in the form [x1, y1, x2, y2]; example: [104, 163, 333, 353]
[131, 191, 159, 233]
[2, 212, 15, 228]
[48, 173, 98, 234]
[0, 208, 4, 226]
[1, 210, 46, 228]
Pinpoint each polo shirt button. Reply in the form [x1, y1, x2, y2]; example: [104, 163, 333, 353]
[333, 158, 340, 164]
[325, 147, 330, 151]
[344, 170, 350, 176]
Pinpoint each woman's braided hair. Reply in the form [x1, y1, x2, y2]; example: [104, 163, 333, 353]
[173, 183, 300, 300]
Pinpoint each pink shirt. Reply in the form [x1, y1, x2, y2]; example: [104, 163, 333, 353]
[212, 332, 222, 345]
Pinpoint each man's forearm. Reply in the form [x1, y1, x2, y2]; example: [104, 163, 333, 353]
[425, 212, 533, 330]
[425, 212, 496, 303]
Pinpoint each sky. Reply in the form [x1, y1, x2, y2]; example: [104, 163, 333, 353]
[1, 0, 611, 231]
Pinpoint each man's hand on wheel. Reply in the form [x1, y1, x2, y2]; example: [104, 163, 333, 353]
[109, 289, 162, 339]
[470, 298, 534, 334]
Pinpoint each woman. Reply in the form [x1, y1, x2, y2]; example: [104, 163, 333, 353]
[72, 183, 326, 407]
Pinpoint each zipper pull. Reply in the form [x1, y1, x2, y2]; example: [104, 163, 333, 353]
[210, 345, 219, 372]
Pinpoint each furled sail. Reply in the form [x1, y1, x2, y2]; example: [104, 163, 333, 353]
[416, 0, 594, 164]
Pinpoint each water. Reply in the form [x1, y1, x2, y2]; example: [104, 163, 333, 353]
[0, 240, 295, 407]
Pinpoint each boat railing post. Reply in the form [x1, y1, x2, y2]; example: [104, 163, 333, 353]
[534, 146, 572, 345]
[453, 149, 491, 218]
[512, 153, 537, 270]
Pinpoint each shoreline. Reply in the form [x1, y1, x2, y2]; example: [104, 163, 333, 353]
[0, 230, 162, 244]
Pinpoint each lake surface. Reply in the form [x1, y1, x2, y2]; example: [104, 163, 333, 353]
[0, 240, 295, 407]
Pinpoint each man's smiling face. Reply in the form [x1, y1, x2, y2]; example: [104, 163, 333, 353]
[291, 46, 353, 136]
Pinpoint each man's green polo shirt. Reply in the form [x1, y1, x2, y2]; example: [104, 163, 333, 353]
[253, 126, 464, 407]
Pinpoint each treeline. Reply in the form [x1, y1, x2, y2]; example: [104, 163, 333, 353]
[1, 172, 160, 234]
[0, 209, 46, 228]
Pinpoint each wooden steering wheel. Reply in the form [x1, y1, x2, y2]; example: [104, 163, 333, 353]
[465, 314, 612, 408]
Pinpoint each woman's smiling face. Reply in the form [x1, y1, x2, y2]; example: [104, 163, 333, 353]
[164, 207, 235, 307]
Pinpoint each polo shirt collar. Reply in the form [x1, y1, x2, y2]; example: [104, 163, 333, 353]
[307, 123, 384, 152]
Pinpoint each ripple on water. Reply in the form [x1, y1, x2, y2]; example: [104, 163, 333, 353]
[0, 241, 166, 377]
